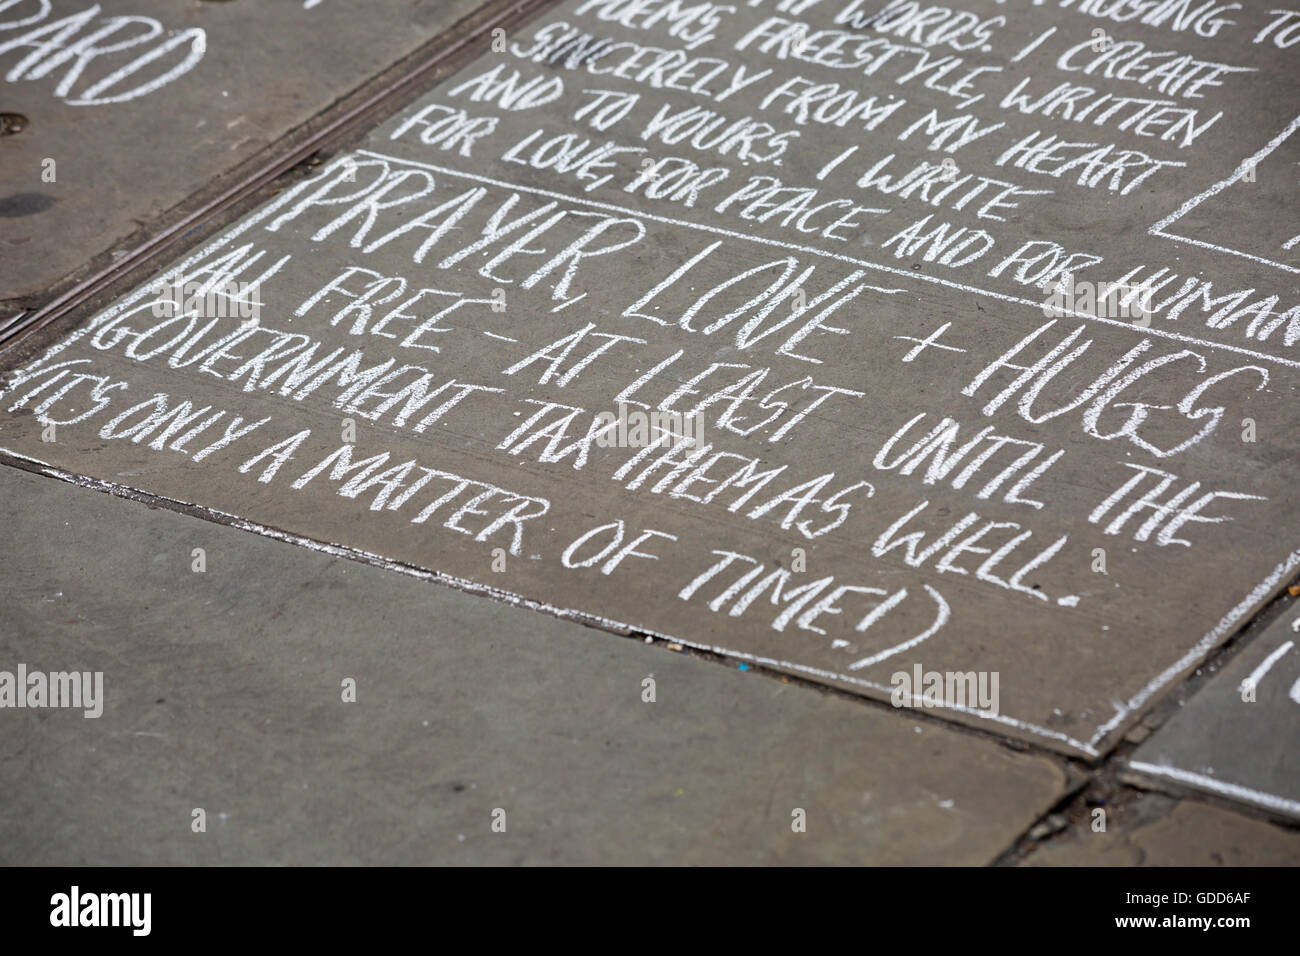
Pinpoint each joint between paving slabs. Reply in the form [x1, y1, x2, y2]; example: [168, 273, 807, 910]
[0, 453, 1083, 762]
[3, 0, 1296, 867]
[994, 742, 1300, 866]
[5, 449, 1298, 863]
[0, 0, 563, 353]
[996, 590, 1300, 863]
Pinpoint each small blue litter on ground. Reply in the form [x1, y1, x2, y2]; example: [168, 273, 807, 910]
[737, 663, 749, 671]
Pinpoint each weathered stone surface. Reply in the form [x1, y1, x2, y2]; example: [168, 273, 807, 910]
[0, 0, 491, 301]
[1021, 795, 1300, 866]
[3, 1, 1299, 760]
[1127, 609, 1300, 820]
[0, 463, 1066, 865]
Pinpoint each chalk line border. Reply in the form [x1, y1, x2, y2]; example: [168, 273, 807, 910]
[1128, 761, 1300, 819]
[0, 447, 1097, 756]
[7, 153, 1300, 759]
[1149, 113, 1300, 276]
[3, 435, 1298, 760]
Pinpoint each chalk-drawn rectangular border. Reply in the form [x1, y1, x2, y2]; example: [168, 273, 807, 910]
[11, 150, 1300, 761]
[1128, 761, 1300, 820]
[1149, 114, 1300, 276]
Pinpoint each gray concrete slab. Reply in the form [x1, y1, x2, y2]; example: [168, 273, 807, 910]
[0, 0, 492, 302]
[0, 463, 1067, 865]
[3, 1, 1299, 760]
[1020, 795, 1300, 867]
[1126, 608, 1300, 820]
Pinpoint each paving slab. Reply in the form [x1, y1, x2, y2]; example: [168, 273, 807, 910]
[1020, 795, 1300, 867]
[3, 1, 1300, 759]
[0, 0, 494, 303]
[0, 463, 1066, 865]
[1125, 607, 1300, 820]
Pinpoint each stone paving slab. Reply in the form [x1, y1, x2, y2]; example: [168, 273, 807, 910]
[1126, 608, 1300, 821]
[0, 463, 1067, 865]
[1020, 795, 1300, 867]
[3, 1, 1300, 762]
[0, 0, 492, 302]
